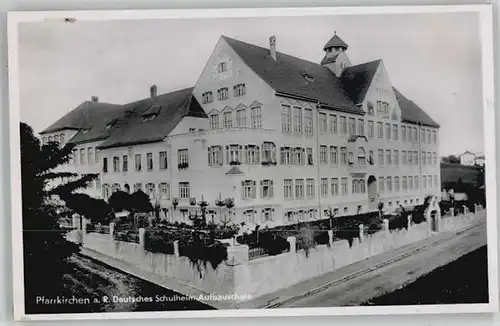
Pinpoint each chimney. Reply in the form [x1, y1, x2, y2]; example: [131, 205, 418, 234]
[91, 96, 99, 102]
[150, 85, 158, 98]
[269, 35, 276, 61]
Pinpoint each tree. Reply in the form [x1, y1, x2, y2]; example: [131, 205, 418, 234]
[65, 193, 111, 224]
[20, 122, 97, 313]
[130, 190, 153, 213]
[108, 190, 131, 212]
[441, 155, 460, 164]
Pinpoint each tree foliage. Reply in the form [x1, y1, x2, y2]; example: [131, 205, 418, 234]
[64, 193, 112, 224]
[20, 122, 97, 313]
[130, 190, 153, 213]
[441, 155, 460, 164]
[108, 190, 131, 212]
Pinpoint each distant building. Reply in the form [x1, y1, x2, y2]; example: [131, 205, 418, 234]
[39, 32, 441, 226]
[459, 151, 475, 166]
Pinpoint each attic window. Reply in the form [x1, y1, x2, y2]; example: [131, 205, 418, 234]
[302, 73, 315, 82]
[105, 118, 118, 129]
[142, 114, 158, 122]
[142, 105, 162, 122]
[82, 128, 90, 134]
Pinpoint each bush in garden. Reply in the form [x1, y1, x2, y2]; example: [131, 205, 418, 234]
[296, 226, 318, 257]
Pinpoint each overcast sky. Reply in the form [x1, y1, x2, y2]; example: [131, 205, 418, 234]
[18, 11, 484, 156]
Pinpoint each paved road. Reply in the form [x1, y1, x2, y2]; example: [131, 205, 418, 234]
[280, 218, 486, 308]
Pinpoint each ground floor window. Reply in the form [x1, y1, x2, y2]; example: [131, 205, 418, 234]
[179, 182, 190, 199]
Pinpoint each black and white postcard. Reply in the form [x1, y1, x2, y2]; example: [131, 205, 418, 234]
[7, 5, 498, 321]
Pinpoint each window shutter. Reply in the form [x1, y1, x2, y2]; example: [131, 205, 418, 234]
[252, 181, 257, 198]
[260, 180, 263, 198]
[243, 146, 247, 164]
[207, 148, 211, 166]
[272, 146, 276, 163]
[270, 180, 274, 198]
[241, 181, 245, 199]
[225, 146, 229, 164]
[301, 148, 305, 165]
[280, 148, 284, 164]
[256, 146, 260, 163]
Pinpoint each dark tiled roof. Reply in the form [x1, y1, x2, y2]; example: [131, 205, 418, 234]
[323, 33, 348, 50]
[97, 87, 206, 149]
[223, 36, 362, 114]
[341, 60, 381, 104]
[393, 87, 440, 128]
[320, 53, 339, 65]
[40, 101, 123, 135]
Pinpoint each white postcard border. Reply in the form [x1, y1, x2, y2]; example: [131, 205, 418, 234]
[7, 4, 497, 321]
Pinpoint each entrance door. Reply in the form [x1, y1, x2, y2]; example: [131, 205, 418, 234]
[367, 176, 377, 210]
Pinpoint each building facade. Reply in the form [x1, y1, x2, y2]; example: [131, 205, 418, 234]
[40, 32, 441, 228]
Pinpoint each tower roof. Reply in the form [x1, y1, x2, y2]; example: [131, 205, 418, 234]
[323, 31, 348, 51]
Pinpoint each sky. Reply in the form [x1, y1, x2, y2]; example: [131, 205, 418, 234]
[18, 11, 484, 156]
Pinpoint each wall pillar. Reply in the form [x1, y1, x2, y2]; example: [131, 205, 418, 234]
[226, 245, 249, 266]
[462, 205, 467, 215]
[109, 222, 115, 239]
[287, 236, 296, 253]
[138, 228, 146, 250]
[328, 230, 334, 247]
[383, 219, 389, 233]
[358, 224, 364, 242]
[173, 240, 180, 257]
[451, 207, 454, 217]
[407, 214, 412, 230]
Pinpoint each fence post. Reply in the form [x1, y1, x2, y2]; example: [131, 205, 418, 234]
[138, 228, 146, 250]
[474, 204, 478, 214]
[328, 230, 334, 247]
[287, 236, 296, 253]
[407, 214, 412, 230]
[462, 205, 467, 215]
[109, 222, 115, 239]
[383, 219, 389, 233]
[173, 240, 180, 257]
[451, 207, 454, 217]
[358, 224, 364, 242]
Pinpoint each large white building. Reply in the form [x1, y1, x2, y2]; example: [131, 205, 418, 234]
[40, 32, 441, 227]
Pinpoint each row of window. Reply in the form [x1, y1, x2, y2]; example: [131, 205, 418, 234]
[374, 149, 438, 166]
[208, 105, 262, 130]
[42, 133, 65, 146]
[71, 146, 97, 165]
[281, 104, 438, 144]
[102, 182, 172, 200]
[378, 175, 439, 193]
[102, 149, 189, 173]
[201, 83, 246, 104]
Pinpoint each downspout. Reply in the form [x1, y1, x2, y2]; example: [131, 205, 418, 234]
[315, 101, 322, 220]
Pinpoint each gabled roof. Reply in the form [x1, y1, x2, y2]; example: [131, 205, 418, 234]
[341, 60, 381, 104]
[97, 87, 206, 149]
[323, 33, 348, 50]
[40, 100, 123, 135]
[222, 36, 363, 115]
[393, 87, 440, 128]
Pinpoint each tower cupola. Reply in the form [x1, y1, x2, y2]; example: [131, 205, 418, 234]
[321, 31, 351, 77]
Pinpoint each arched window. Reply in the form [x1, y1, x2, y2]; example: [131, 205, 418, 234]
[358, 147, 366, 165]
[60, 133, 65, 144]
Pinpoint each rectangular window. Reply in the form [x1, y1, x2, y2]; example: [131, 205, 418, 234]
[393, 124, 399, 140]
[386, 123, 391, 140]
[422, 151, 426, 166]
[394, 150, 399, 165]
[223, 111, 232, 128]
[320, 145, 328, 165]
[236, 109, 247, 127]
[208, 145, 223, 166]
[217, 62, 227, 73]
[147, 153, 153, 171]
[378, 149, 384, 166]
[227, 144, 241, 163]
[348, 117, 356, 136]
[386, 177, 392, 192]
[178, 149, 189, 169]
[407, 126, 412, 142]
[320, 178, 328, 197]
[280, 147, 291, 165]
[432, 130, 437, 144]
[422, 176, 427, 189]
[330, 146, 338, 165]
[428, 151, 432, 165]
[295, 179, 304, 199]
[80, 148, 86, 164]
[159, 182, 170, 199]
[245, 145, 260, 164]
[386, 149, 392, 165]
[368, 121, 374, 138]
[260, 180, 273, 198]
[340, 116, 347, 135]
[103, 157, 108, 173]
[329, 114, 337, 133]
[394, 176, 400, 191]
[415, 176, 420, 189]
[319, 113, 327, 133]
[306, 148, 314, 165]
[409, 176, 414, 189]
[408, 150, 413, 165]
[135, 154, 142, 171]
[179, 182, 190, 199]
[331, 178, 339, 196]
[113, 156, 119, 172]
[402, 177, 407, 191]
[420, 129, 425, 143]
[379, 177, 385, 193]
[134, 183, 142, 192]
[293, 147, 304, 165]
[262, 142, 276, 163]
[377, 122, 383, 138]
[146, 183, 155, 199]
[284, 179, 293, 199]
[281, 105, 291, 132]
[340, 147, 348, 165]
[358, 119, 365, 136]
[304, 109, 313, 135]
[202, 91, 213, 104]
[122, 155, 128, 172]
[402, 150, 407, 164]
[341, 177, 348, 195]
[217, 87, 228, 100]
[306, 179, 315, 198]
[250, 106, 262, 128]
[159, 151, 168, 170]
[426, 130, 431, 144]
[413, 151, 418, 165]
[242, 180, 257, 199]
[434, 175, 438, 188]
[293, 107, 302, 133]
[88, 148, 94, 164]
[402, 126, 407, 141]
[233, 83, 246, 97]
[412, 127, 417, 142]
[209, 114, 219, 130]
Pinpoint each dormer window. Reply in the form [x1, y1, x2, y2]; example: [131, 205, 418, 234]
[217, 62, 228, 73]
[142, 114, 158, 122]
[105, 118, 118, 130]
[142, 105, 161, 122]
[82, 128, 90, 134]
[302, 73, 315, 82]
